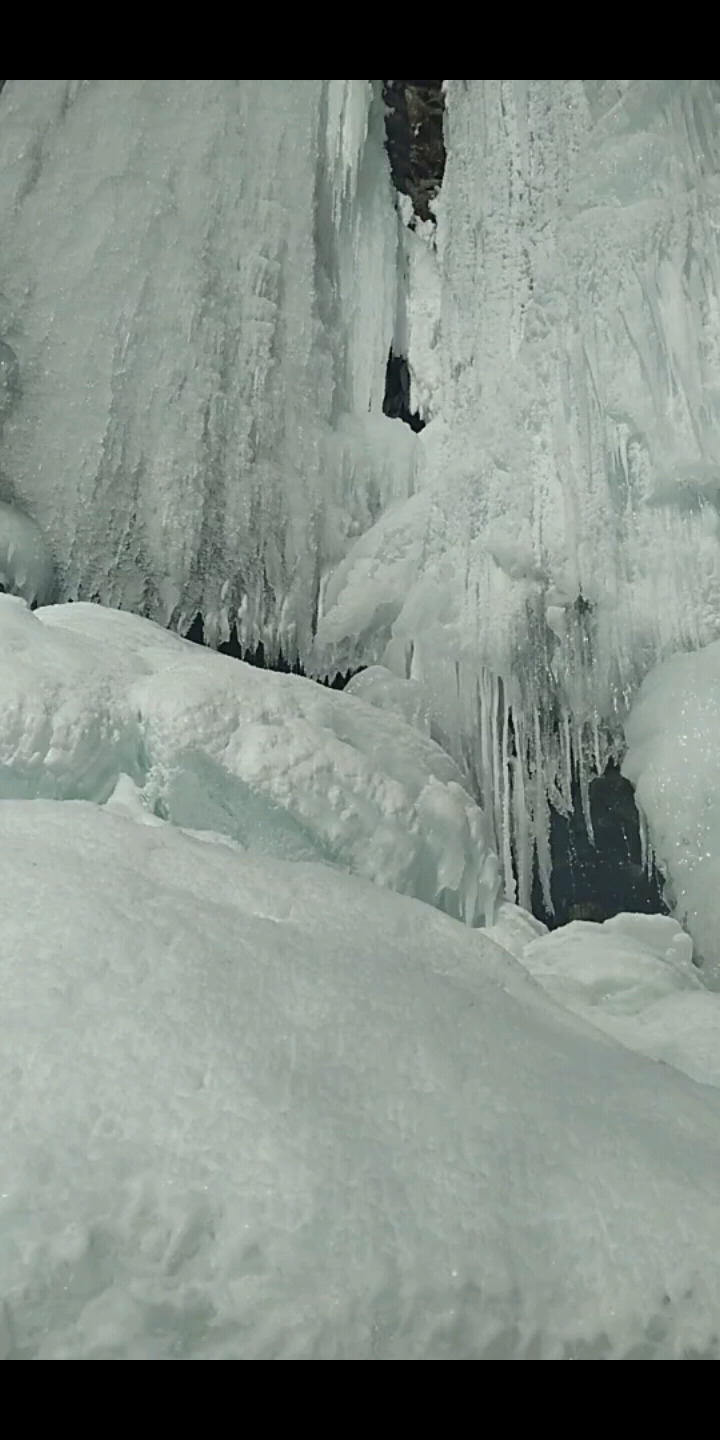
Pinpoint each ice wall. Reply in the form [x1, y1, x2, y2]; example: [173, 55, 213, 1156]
[315, 81, 720, 906]
[0, 80, 413, 653]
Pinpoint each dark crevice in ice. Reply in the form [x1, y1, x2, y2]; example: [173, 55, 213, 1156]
[382, 350, 425, 432]
[183, 612, 358, 690]
[532, 763, 669, 929]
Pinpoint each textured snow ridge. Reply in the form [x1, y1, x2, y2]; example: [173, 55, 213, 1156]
[0, 596, 500, 926]
[314, 80, 720, 903]
[0, 80, 412, 654]
[3, 801, 720, 1360]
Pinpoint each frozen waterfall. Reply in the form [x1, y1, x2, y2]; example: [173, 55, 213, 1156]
[3, 80, 720, 908]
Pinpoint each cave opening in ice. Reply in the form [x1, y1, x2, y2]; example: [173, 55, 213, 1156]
[382, 350, 425, 432]
[532, 762, 668, 929]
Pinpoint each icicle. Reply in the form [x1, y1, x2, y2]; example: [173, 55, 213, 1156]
[500, 689, 516, 902]
[512, 732, 531, 910]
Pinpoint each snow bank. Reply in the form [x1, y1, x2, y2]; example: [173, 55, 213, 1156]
[0, 596, 500, 926]
[3, 799, 720, 1358]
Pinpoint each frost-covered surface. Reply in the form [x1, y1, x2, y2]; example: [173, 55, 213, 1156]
[3, 799, 720, 1359]
[315, 81, 720, 904]
[491, 907, 720, 1091]
[0, 597, 500, 925]
[0, 80, 412, 651]
[624, 638, 720, 985]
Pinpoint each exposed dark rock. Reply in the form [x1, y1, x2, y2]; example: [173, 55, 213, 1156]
[382, 80, 446, 223]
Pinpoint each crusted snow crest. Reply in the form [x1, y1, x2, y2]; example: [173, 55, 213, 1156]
[0, 596, 500, 925]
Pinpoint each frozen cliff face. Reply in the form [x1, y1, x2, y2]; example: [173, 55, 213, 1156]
[0, 80, 413, 654]
[315, 81, 720, 906]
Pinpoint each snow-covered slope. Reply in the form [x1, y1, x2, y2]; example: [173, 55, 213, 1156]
[0, 597, 719, 1358]
[3, 797, 720, 1360]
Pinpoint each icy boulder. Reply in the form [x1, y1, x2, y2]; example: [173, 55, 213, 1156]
[0, 596, 500, 926]
[0, 501, 53, 605]
[624, 640, 720, 986]
[344, 665, 432, 735]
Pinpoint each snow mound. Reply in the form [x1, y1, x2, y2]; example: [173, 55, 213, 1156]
[3, 800, 720, 1358]
[489, 906, 720, 1092]
[0, 596, 500, 926]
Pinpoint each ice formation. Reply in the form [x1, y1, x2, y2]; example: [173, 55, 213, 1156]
[0, 80, 411, 653]
[4, 795, 720, 1358]
[315, 81, 720, 904]
[0, 596, 500, 925]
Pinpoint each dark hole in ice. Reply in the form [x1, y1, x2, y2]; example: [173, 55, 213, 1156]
[383, 350, 424, 432]
[532, 762, 668, 928]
